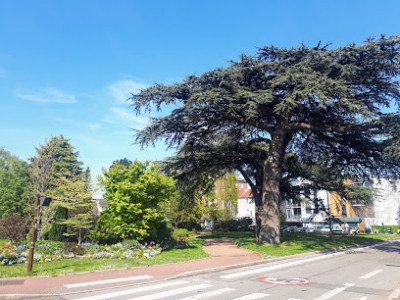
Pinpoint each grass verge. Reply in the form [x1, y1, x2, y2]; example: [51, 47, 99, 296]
[0, 238, 208, 278]
[200, 231, 399, 259]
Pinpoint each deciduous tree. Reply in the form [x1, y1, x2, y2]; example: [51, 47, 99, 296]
[0, 148, 33, 219]
[99, 160, 176, 240]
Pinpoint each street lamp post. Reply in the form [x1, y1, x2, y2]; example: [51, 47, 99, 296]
[27, 195, 52, 273]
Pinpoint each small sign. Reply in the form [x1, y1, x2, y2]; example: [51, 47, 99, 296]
[257, 207, 264, 213]
[257, 277, 312, 286]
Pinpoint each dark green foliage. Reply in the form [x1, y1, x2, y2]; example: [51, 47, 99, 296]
[143, 219, 173, 243]
[32, 135, 92, 242]
[0, 148, 33, 219]
[213, 217, 253, 232]
[131, 36, 400, 244]
[87, 211, 121, 245]
[46, 206, 68, 242]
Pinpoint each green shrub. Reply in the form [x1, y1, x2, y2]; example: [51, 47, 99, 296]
[214, 217, 253, 232]
[144, 219, 173, 244]
[35, 240, 64, 255]
[174, 228, 196, 237]
[371, 225, 399, 233]
[87, 211, 122, 245]
[46, 206, 68, 241]
[62, 242, 86, 256]
[122, 239, 139, 248]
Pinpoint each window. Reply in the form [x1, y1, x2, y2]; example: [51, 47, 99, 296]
[286, 209, 292, 219]
[293, 208, 301, 217]
[306, 207, 312, 214]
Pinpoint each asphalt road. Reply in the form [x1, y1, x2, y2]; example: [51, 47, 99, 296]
[47, 240, 400, 300]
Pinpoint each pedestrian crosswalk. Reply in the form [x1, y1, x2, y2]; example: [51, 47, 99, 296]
[65, 275, 153, 288]
[70, 280, 271, 300]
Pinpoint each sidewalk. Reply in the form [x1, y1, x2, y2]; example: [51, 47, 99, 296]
[0, 238, 261, 298]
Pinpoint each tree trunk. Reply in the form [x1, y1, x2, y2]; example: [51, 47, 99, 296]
[256, 121, 289, 244]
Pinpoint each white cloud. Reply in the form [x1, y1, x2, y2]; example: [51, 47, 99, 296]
[109, 107, 149, 129]
[89, 123, 101, 130]
[109, 80, 148, 102]
[16, 88, 77, 104]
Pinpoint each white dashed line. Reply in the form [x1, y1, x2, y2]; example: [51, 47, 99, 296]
[179, 287, 235, 299]
[74, 280, 188, 300]
[127, 283, 212, 299]
[65, 275, 152, 288]
[232, 293, 270, 299]
[360, 269, 383, 279]
[314, 283, 354, 300]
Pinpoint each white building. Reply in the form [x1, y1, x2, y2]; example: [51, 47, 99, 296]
[364, 179, 400, 227]
[236, 178, 255, 220]
[236, 177, 400, 228]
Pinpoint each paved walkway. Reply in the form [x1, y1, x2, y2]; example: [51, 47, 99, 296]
[0, 238, 261, 297]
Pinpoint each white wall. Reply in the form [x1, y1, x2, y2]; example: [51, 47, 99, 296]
[365, 179, 400, 226]
[237, 197, 255, 220]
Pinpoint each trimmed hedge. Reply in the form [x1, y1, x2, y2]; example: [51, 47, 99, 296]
[371, 225, 399, 233]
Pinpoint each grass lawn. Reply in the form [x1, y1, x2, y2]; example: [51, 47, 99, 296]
[0, 238, 209, 278]
[200, 231, 400, 259]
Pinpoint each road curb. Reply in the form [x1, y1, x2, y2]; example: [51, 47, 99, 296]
[168, 240, 394, 280]
[0, 239, 398, 299]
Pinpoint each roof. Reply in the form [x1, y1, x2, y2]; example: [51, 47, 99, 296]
[238, 189, 252, 198]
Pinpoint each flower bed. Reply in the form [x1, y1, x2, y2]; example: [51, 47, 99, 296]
[0, 241, 26, 265]
[0, 240, 163, 265]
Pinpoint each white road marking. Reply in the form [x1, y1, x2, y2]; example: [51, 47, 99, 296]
[314, 283, 354, 300]
[127, 283, 212, 299]
[179, 287, 235, 299]
[74, 280, 188, 300]
[232, 293, 270, 299]
[221, 252, 343, 279]
[360, 269, 383, 279]
[65, 275, 152, 288]
[220, 241, 394, 280]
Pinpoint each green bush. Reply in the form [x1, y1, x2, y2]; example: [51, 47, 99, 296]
[371, 225, 399, 233]
[122, 239, 139, 248]
[144, 219, 173, 244]
[46, 206, 68, 242]
[214, 217, 253, 232]
[87, 212, 122, 245]
[174, 228, 196, 237]
[62, 242, 86, 256]
[35, 240, 64, 255]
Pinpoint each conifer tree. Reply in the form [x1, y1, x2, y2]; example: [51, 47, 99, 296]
[131, 36, 400, 244]
[31, 135, 93, 241]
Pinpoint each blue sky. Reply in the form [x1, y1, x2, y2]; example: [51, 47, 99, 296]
[1, 0, 400, 187]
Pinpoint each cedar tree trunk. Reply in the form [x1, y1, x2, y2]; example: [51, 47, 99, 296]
[256, 120, 290, 244]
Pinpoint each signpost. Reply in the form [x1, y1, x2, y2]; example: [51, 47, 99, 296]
[27, 195, 52, 273]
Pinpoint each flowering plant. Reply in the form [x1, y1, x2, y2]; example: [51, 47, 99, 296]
[0, 241, 23, 265]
